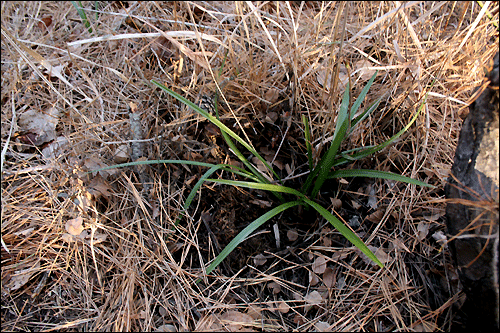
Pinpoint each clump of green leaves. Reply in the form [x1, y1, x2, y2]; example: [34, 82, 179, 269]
[92, 71, 434, 277]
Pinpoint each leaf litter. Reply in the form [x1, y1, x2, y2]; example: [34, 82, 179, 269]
[1, 1, 498, 331]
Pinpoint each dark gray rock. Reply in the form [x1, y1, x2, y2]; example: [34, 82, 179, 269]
[445, 52, 499, 332]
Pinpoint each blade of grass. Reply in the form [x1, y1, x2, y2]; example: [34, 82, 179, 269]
[349, 96, 382, 135]
[85, 159, 254, 177]
[331, 92, 429, 167]
[308, 84, 351, 198]
[70, 1, 92, 33]
[175, 165, 228, 227]
[151, 79, 282, 183]
[302, 85, 351, 195]
[211, 96, 284, 201]
[302, 114, 314, 171]
[349, 71, 378, 122]
[203, 200, 303, 276]
[328, 169, 436, 188]
[302, 198, 384, 268]
[206, 178, 307, 198]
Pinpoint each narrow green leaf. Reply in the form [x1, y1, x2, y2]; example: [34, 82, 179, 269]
[309, 84, 351, 198]
[204, 201, 302, 276]
[349, 96, 382, 135]
[302, 198, 384, 268]
[85, 159, 253, 177]
[70, 1, 92, 33]
[328, 169, 436, 188]
[151, 80, 282, 183]
[350, 70, 378, 120]
[302, 114, 314, 171]
[211, 94, 274, 188]
[174, 165, 220, 227]
[206, 178, 306, 199]
[331, 93, 429, 168]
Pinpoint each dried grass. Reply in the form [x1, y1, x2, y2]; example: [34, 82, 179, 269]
[1, 1, 498, 331]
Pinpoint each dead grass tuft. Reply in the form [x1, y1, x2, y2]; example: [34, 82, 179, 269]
[2, 1, 498, 331]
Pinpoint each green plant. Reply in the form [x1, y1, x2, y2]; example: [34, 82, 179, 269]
[70, 1, 99, 33]
[91, 71, 435, 277]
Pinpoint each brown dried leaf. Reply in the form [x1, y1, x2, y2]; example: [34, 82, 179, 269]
[417, 222, 430, 241]
[354, 59, 377, 82]
[293, 314, 307, 325]
[84, 156, 117, 179]
[309, 271, 320, 286]
[88, 174, 113, 199]
[323, 267, 336, 288]
[265, 111, 278, 124]
[219, 310, 254, 332]
[114, 144, 129, 163]
[351, 200, 362, 209]
[251, 156, 268, 174]
[247, 305, 263, 320]
[287, 229, 298, 241]
[331, 250, 350, 261]
[414, 320, 437, 332]
[330, 198, 342, 210]
[272, 159, 284, 170]
[249, 199, 272, 208]
[18, 107, 59, 146]
[253, 254, 267, 266]
[196, 314, 223, 332]
[41, 136, 69, 160]
[268, 282, 281, 294]
[304, 290, 323, 313]
[66, 216, 84, 236]
[366, 209, 384, 223]
[6, 261, 40, 292]
[312, 256, 327, 274]
[323, 237, 332, 247]
[155, 324, 177, 332]
[314, 321, 331, 332]
[357, 246, 391, 266]
[277, 300, 290, 314]
[61, 233, 74, 243]
[38, 16, 53, 30]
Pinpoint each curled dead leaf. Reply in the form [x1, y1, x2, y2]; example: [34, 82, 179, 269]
[155, 324, 177, 332]
[247, 305, 263, 320]
[61, 233, 74, 243]
[18, 107, 59, 146]
[114, 144, 129, 163]
[84, 156, 117, 179]
[65, 216, 84, 236]
[314, 321, 331, 332]
[330, 198, 342, 210]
